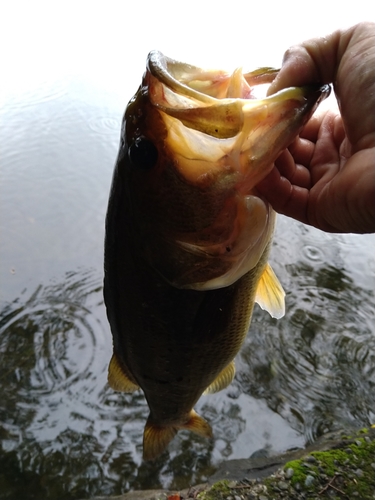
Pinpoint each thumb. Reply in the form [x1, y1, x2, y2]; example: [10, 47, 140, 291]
[267, 23, 375, 149]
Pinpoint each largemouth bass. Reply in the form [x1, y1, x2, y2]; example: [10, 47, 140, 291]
[104, 51, 330, 460]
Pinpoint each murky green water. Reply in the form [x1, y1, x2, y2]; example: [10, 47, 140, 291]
[1, 4, 375, 499]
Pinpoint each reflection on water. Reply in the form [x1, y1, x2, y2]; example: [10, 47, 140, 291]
[1, 239, 374, 498]
[0, 269, 217, 498]
[238, 256, 375, 446]
[1, 33, 375, 500]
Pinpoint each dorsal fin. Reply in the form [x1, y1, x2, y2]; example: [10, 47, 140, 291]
[108, 353, 139, 393]
[203, 360, 236, 395]
[255, 263, 285, 319]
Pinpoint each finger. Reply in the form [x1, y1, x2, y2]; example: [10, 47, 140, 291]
[299, 114, 324, 142]
[288, 138, 315, 171]
[308, 113, 342, 185]
[278, 185, 310, 226]
[257, 168, 310, 225]
[267, 46, 321, 96]
[275, 148, 311, 188]
[285, 111, 341, 174]
[267, 30, 342, 96]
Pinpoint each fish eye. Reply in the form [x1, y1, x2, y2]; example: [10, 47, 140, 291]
[128, 137, 158, 170]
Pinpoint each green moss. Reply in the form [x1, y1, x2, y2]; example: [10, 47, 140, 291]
[198, 428, 375, 500]
[310, 448, 352, 476]
[284, 430, 375, 497]
[283, 458, 311, 487]
[197, 480, 231, 500]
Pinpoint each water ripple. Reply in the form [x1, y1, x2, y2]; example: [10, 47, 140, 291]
[238, 261, 375, 445]
[302, 244, 325, 263]
[87, 115, 121, 136]
[1, 76, 71, 110]
[0, 269, 108, 398]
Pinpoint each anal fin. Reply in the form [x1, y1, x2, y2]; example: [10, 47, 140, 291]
[108, 353, 139, 393]
[203, 360, 235, 395]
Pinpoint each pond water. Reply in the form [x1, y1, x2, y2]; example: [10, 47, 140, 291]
[1, 3, 374, 499]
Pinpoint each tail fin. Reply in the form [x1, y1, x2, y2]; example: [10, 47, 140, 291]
[143, 410, 213, 460]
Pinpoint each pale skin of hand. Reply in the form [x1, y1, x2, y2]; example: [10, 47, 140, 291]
[257, 22, 375, 234]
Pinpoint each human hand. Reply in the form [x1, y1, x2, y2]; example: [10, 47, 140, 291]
[257, 22, 375, 233]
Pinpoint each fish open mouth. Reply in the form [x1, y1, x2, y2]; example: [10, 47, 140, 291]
[146, 50, 330, 190]
[133, 51, 330, 290]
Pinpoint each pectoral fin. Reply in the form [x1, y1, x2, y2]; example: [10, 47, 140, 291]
[203, 360, 235, 394]
[255, 263, 285, 319]
[143, 410, 212, 460]
[108, 353, 139, 392]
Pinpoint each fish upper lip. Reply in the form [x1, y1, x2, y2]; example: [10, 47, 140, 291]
[146, 50, 331, 150]
[147, 49, 330, 106]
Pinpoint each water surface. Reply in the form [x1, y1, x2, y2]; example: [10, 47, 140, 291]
[1, 3, 374, 499]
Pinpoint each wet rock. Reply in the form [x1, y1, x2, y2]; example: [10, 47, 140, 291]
[250, 448, 270, 459]
[285, 467, 294, 479]
[355, 468, 364, 477]
[304, 474, 315, 487]
[277, 480, 289, 490]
